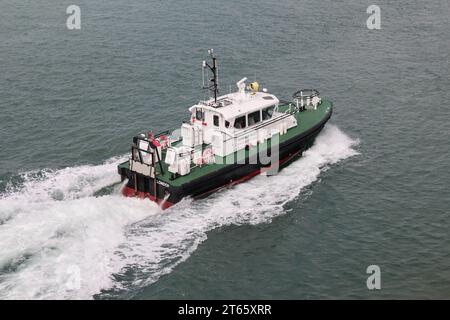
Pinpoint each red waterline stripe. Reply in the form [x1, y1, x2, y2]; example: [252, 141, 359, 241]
[122, 186, 174, 210]
[194, 149, 302, 199]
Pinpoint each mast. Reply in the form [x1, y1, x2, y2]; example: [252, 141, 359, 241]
[202, 49, 219, 104]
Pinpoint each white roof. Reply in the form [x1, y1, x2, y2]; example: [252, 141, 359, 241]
[189, 91, 279, 120]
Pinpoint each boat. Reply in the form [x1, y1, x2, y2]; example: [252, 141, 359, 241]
[118, 49, 333, 209]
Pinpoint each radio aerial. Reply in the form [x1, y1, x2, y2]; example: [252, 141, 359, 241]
[202, 49, 219, 104]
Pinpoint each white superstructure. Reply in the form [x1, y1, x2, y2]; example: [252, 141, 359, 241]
[163, 78, 298, 176]
[161, 50, 320, 177]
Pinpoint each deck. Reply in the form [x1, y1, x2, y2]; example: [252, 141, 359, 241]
[118, 99, 333, 187]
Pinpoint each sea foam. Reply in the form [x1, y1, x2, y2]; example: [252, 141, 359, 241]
[0, 125, 358, 299]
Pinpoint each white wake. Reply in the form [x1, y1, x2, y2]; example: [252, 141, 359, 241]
[0, 125, 359, 299]
[108, 124, 360, 294]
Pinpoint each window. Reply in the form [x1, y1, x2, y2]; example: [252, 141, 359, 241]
[234, 116, 246, 129]
[262, 105, 275, 120]
[247, 110, 261, 126]
[218, 99, 232, 107]
[213, 115, 219, 127]
[195, 108, 204, 121]
[225, 120, 230, 128]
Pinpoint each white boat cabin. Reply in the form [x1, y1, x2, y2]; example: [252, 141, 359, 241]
[165, 77, 298, 177]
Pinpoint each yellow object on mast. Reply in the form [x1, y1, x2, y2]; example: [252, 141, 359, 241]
[249, 81, 260, 94]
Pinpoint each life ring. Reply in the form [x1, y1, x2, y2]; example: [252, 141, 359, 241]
[158, 135, 170, 148]
[202, 148, 214, 164]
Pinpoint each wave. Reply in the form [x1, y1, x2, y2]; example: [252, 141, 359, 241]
[0, 124, 359, 299]
[107, 124, 360, 296]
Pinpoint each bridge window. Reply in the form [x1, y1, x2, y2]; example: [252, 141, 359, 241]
[195, 108, 204, 121]
[213, 115, 219, 127]
[225, 120, 230, 128]
[234, 115, 246, 129]
[248, 110, 261, 126]
[262, 105, 275, 120]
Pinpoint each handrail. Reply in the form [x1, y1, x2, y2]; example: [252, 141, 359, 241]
[220, 105, 299, 143]
[131, 143, 165, 175]
[292, 89, 320, 100]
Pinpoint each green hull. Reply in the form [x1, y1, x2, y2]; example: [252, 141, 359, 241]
[118, 99, 332, 208]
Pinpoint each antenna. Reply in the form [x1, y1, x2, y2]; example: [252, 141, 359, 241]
[202, 49, 219, 104]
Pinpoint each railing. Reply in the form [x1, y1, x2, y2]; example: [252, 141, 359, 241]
[219, 102, 300, 144]
[131, 136, 165, 175]
[292, 89, 320, 100]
